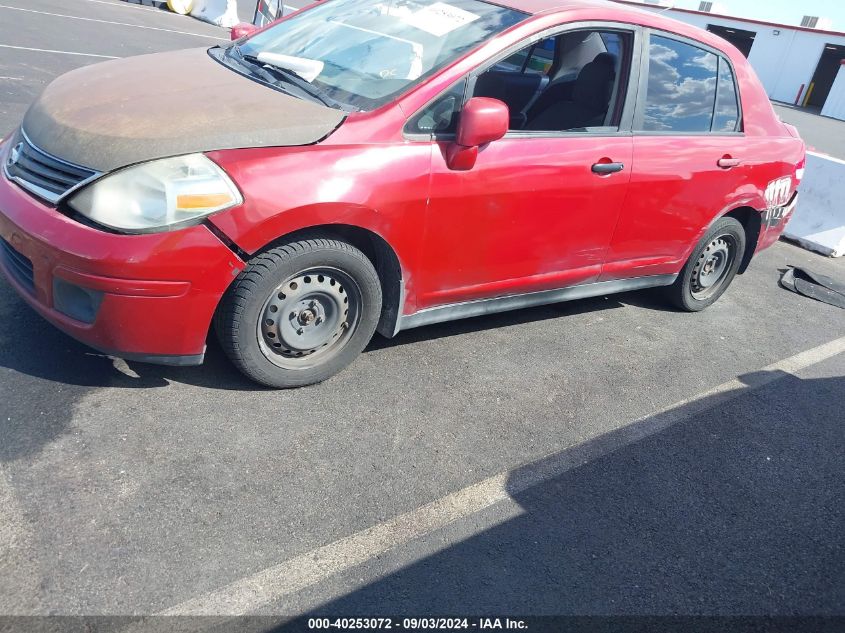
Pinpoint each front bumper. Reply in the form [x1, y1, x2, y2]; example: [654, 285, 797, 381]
[0, 142, 245, 365]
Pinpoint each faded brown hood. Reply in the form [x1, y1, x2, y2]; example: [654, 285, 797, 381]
[22, 47, 345, 172]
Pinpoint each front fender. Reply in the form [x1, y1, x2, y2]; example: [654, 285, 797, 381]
[206, 144, 431, 257]
[209, 201, 393, 256]
[205, 143, 432, 317]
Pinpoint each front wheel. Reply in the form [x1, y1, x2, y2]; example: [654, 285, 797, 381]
[666, 216, 746, 312]
[216, 238, 382, 388]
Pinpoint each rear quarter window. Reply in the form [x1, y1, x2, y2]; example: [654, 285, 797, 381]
[713, 59, 740, 132]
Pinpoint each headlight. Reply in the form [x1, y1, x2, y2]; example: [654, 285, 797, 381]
[67, 154, 242, 232]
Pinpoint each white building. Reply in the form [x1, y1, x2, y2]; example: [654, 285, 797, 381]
[615, 1, 845, 113]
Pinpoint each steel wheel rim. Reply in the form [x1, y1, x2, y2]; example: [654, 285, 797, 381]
[691, 234, 736, 300]
[257, 267, 362, 369]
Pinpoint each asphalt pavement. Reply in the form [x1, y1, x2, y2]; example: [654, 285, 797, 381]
[773, 102, 845, 159]
[0, 0, 843, 621]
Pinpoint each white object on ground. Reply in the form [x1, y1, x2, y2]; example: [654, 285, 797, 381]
[784, 151, 845, 257]
[190, 0, 239, 28]
[167, 0, 193, 14]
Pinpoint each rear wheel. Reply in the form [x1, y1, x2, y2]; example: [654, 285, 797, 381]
[216, 238, 381, 388]
[666, 216, 746, 311]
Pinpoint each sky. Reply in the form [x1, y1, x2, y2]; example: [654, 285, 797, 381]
[660, 0, 845, 30]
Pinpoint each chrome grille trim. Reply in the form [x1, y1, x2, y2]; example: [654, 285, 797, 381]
[3, 129, 101, 204]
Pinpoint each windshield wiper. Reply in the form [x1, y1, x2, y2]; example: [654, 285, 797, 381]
[244, 54, 350, 111]
[230, 46, 353, 111]
[224, 45, 284, 87]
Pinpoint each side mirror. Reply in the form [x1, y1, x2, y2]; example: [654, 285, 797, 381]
[231, 22, 259, 40]
[447, 97, 509, 171]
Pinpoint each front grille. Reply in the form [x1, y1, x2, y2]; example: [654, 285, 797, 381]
[4, 131, 98, 204]
[0, 237, 34, 294]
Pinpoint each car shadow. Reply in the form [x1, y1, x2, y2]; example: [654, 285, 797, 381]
[287, 368, 843, 617]
[128, 296, 629, 389]
[365, 294, 627, 351]
[0, 289, 633, 391]
[0, 287, 172, 461]
[614, 287, 683, 312]
[133, 295, 634, 388]
[0, 288, 664, 462]
[0, 291, 167, 389]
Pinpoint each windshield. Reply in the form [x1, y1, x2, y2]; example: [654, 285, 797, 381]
[234, 0, 527, 110]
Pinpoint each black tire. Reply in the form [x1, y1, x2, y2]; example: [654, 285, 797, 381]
[666, 216, 746, 312]
[215, 238, 382, 388]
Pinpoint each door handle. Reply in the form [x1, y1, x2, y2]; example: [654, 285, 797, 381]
[717, 157, 741, 168]
[591, 162, 624, 174]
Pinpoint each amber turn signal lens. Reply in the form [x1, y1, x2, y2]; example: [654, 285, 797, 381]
[175, 193, 235, 210]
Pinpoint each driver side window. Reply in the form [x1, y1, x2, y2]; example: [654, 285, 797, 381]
[494, 38, 556, 76]
[473, 29, 634, 133]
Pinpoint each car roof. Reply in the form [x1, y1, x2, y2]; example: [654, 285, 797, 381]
[492, 0, 616, 14]
[492, 0, 739, 58]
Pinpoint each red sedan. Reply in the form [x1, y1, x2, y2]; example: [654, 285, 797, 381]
[0, 0, 804, 387]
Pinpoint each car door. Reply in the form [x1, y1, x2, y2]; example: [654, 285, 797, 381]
[601, 31, 749, 282]
[413, 25, 641, 309]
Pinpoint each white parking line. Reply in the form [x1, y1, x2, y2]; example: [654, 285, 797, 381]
[0, 43, 119, 59]
[0, 4, 229, 40]
[160, 335, 845, 616]
[75, 0, 171, 12]
[78, 0, 303, 17]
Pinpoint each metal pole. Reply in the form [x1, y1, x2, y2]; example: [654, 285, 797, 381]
[803, 82, 815, 107]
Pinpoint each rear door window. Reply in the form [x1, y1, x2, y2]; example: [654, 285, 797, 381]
[639, 35, 718, 132]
